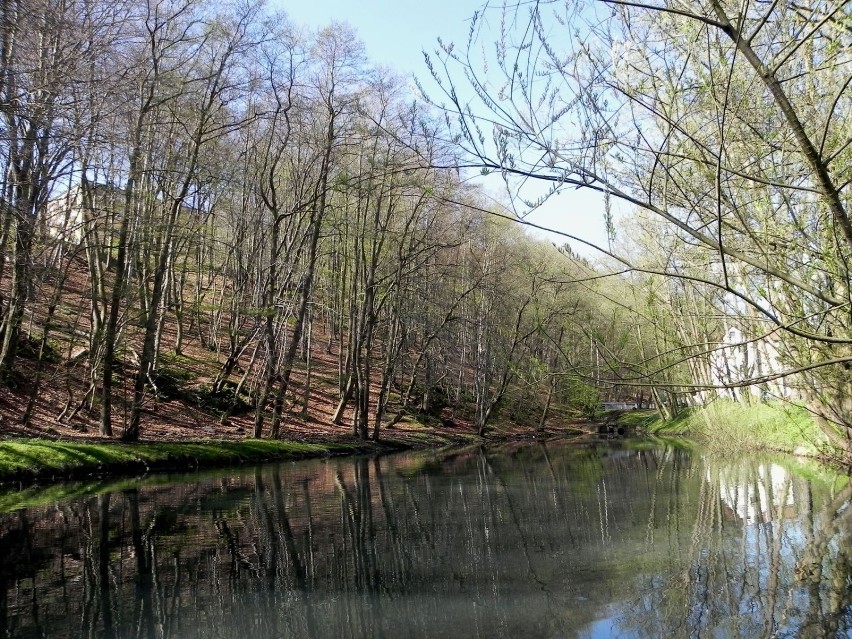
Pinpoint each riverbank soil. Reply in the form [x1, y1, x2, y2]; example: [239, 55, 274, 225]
[0, 346, 589, 447]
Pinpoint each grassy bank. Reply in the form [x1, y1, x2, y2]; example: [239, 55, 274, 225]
[0, 416, 587, 484]
[644, 400, 831, 457]
[0, 438, 385, 484]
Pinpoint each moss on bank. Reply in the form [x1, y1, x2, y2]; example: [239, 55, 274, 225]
[0, 417, 586, 485]
[0, 439, 373, 484]
[643, 400, 831, 457]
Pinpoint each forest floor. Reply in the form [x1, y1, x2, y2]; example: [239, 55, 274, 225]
[0, 369, 596, 482]
[0, 352, 596, 484]
[0, 348, 594, 483]
[0, 252, 596, 483]
[0, 418, 597, 485]
[0, 347, 591, 447]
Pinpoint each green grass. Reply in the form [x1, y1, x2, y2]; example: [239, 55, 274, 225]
[612, 409, 661, 429]
[643, 408, 693, 435]
[0, 439, 361, 483]
[397, 416, 430, 430]
[647, 400, 829, 456]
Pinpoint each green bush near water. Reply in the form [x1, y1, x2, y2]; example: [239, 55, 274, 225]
[647, 400, 829, 456]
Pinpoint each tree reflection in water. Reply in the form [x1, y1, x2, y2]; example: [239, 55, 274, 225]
[0, 442, 850, 638]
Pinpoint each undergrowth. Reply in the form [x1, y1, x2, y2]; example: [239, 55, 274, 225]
[648, 400, 828, 456]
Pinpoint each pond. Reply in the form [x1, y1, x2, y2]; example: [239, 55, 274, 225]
[0, 439, 850, 638]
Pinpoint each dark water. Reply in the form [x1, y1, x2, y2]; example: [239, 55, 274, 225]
[1, 440, 851, 638]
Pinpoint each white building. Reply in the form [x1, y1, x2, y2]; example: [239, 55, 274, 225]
[708, 326, 793, 400]
[44, 183, 124, 244]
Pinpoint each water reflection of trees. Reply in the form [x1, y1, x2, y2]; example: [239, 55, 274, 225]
[0, 445, 851, 638]
[616, 454, 852, 638]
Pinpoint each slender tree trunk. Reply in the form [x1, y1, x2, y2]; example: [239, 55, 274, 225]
[125, 202, 178, 441]
[22, 244, 74, 425]
[0, 204, 35, 377]
[270, 188, 330, 438]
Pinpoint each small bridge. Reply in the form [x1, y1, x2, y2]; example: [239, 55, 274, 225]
[600, 401, 637, 411]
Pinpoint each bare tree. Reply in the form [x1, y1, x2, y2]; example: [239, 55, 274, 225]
[0, 0, 105, 377]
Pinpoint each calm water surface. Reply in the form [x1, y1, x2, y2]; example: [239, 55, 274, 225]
[1, 440, 851, 638]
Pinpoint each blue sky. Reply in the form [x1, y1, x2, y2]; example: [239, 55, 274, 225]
[275, 0, 477, 78]
[271, 0, 613, 258]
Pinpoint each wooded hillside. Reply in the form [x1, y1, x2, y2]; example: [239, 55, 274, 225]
[0, 0, 649, 441]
